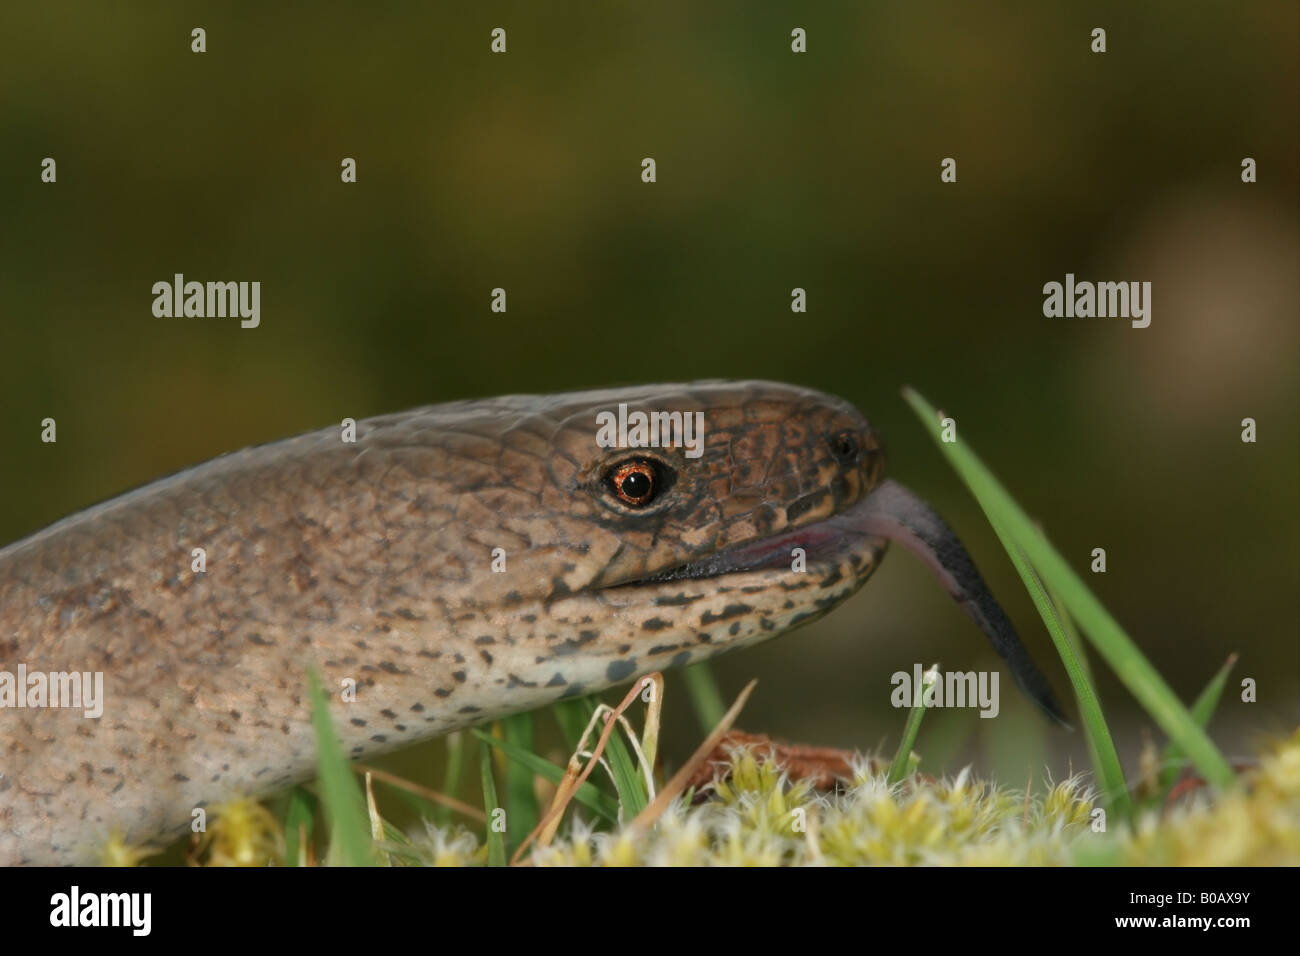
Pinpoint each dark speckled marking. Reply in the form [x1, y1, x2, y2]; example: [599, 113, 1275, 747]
[560, 684, 586, 698]
[555, 630, 598, 655]
[700, 604, 753, 624]
[669, 651, 692, 668]
[606, 659, 638, 682]
[648, 643, 683, 655]
[546, 672, 567, 687]
[785, 493, 823, 522]
[641, 617, 670, 631]
[654, 592, 702, 606]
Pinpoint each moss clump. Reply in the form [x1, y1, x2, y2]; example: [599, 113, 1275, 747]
[147, 728, 1300, 866]
[436, 730, 1300, 867]
[527, 748, 1094, 867]
[1094, 731, 1300, 866]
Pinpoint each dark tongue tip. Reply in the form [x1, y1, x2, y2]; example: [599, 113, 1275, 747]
[860, 479, 1073, 729]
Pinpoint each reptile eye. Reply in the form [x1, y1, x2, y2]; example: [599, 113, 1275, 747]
[608, 460, 659, 507]
[830, 430, 860, 464]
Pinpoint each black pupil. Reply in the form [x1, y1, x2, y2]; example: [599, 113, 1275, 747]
[836, 434, 858, 459]
[621, 471, 651, 500]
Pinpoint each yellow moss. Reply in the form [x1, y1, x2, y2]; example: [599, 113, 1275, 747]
[100, 729, 1300, 867]
[100, 831, 158, 867]
[1105, 730, 1300, 866]
[410, 823, 483, 867]
[521, 732, 1300, 866]
[198, 798, 284, 866]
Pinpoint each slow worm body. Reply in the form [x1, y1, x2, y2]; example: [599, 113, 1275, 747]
[0, 381, 1063, 864]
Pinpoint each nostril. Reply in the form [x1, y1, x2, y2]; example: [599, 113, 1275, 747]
[829, 430, 860, 464]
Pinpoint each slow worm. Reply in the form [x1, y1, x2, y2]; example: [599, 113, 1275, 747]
[0, 380, 1064, 864]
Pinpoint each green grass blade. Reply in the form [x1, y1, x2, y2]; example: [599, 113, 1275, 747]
[282, 787, 316, 867]
[1039, 568, 1109, 787]
[887, 664, 935, 784]
[684, 662, 726, 733]
[989, 514, 1133, 819]
[552, 698, 594, 752]
[435, 731, 464, 827]
[600, 722, 648, 816]
[544, 695, 646, 816]
[1157, 653, 1238, 801]
[478, 740, 506, 867]
[901, 387, 1235, 789]
[1043, 573, 1094, 686]
[471, 728, 621, 822]
[307, 671, 378, 866]
[501, 714, 539, 852]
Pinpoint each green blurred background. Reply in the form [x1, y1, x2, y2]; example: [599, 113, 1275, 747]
[1, 1, 1296, 800]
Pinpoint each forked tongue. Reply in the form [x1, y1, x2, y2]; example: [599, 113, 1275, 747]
[858, 479, 1071, 727]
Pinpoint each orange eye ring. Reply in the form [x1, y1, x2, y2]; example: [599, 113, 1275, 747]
[610, 460, 657, 506]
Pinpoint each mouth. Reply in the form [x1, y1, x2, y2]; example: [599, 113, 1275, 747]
[611, 479, 1071, 728]
[619, 492, 884, 587]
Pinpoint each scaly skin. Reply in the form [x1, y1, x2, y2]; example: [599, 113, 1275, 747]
[0, 380, 1060, 864]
